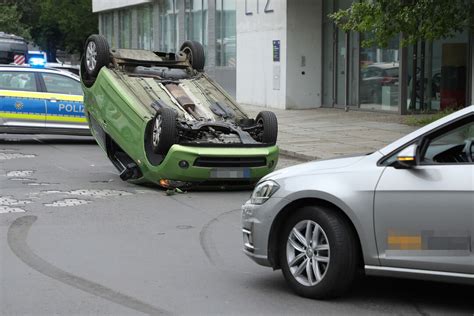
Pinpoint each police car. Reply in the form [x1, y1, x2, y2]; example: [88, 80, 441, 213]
[0, 63, 89, 135]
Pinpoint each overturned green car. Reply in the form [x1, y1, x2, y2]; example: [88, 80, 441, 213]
[80, 34, 279, 188]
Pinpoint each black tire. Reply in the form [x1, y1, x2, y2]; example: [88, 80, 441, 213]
[180, 41, 205, 71]
[82, 34, 110, 81]
[279, 205, 358, 299]
[256, 111, 278, 145]
[151, 107, 178, 155]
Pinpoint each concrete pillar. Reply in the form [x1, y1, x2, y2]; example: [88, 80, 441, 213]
[177, 0, 185, 50]
[131, 8, 139, 48]
[113, 11, 120, 48]
[206, 0, 216, 77]
[153, 1, 160, 50]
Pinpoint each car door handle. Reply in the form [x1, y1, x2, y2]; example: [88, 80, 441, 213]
[50, 98, 57, 102]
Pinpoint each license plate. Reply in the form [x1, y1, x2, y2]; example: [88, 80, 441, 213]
[210, 168, 251, 179]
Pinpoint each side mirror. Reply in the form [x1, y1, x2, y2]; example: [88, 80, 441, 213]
[392, 144, 418, 169]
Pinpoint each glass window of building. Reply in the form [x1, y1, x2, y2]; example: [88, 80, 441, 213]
[359, 34, 400, 112]
[119, 10, 132, 49]
[406, 31, 469, 113]
[159, 0, 178, 52]
[185, 0, 208, 51]
[102, 12, 115, 48]
[138, 4, 154, 50]
[215, 0, 236, 67]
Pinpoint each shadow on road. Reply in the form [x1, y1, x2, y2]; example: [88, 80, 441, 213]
[0, 135, 96, 145]
[247, 273, 474, 314]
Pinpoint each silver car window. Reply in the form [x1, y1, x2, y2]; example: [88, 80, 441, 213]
[41, 73, 82, 95]
[0, 71, 37, 92]
[422, 120, 474, 164]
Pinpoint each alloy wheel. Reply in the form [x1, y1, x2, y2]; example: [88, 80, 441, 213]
[152, 115, 162, 148]
[86, 41, 97, 72]
[286, 220, 330, 286]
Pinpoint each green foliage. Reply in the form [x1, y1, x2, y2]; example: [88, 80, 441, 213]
[0, 4, 30, 39]
[330, 0, 471, 48]
[404, 108, 456, 126]
[2, 0, 97, 60]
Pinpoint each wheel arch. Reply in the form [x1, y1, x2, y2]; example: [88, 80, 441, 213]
[267, 197, 365, 270]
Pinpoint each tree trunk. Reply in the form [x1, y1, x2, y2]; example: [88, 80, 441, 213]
[410, 41, 418, 110]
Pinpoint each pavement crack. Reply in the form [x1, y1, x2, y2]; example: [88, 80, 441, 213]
[7, 215, 170, 316]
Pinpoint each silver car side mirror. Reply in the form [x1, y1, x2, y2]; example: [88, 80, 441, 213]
[393, 143, 418, 169]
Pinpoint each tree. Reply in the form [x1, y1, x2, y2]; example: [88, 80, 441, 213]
[330, 0, 471, 48]
[0, 4, 30, 39]
[5, 0, 98, 61]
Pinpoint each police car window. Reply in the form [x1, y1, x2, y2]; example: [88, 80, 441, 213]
[41, 73, 82, 95]
[0, 71, 37, 92]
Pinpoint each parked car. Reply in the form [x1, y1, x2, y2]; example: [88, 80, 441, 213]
[360, 62, 399, 104]
[0, 32, 28, 64]
[242, 105, 473, 299]
[0, 65, 88, 135]
[80, 34, 279, 188]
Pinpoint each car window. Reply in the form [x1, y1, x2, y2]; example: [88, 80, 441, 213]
[422, 120, 474, 164]
[41, 73, 82, 95]
[0, 71, 37, 92]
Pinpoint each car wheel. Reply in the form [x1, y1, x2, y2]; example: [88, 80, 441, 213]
[256, 111, 278, 145]
[180, 41, 205, 71]
[83, 34, 110, 80]
[151, 107, 178, 155]
[279, 205, 358, 299]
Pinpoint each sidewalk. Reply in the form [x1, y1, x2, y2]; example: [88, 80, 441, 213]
[242, 104, 417, 161]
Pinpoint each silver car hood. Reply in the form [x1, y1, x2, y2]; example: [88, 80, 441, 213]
[264, 154, 367, 181]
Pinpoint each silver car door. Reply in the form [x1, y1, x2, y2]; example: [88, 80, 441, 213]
[374, 117, 474, 274]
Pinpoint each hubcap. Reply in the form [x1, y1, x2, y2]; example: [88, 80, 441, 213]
[86, 41, 97, 72]
[152, 115, 162, 147]
[286, 220, 330, 286]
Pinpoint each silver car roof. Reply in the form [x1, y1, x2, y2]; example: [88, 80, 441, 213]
[379, 105, 474, 155]
[0, 65, 79, 81]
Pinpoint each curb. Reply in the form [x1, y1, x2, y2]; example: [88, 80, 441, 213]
[279, 148, 319, 162]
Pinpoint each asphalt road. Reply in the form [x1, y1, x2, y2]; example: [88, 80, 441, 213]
[0, 135, 472, 315]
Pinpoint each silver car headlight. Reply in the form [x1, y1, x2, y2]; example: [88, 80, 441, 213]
[250, 180, 280, 205]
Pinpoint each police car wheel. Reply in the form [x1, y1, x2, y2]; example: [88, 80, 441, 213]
[151, 107, 178, 155]
[83, 34, 110, 79]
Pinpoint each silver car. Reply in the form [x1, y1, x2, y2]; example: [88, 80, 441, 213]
[0, 65, 88, 135]
[242, 105, 474, 299]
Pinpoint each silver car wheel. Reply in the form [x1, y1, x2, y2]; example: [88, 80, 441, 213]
[152, 115, 162, 147]
[286, 220, 330, 287]
[86, 41, 97, 72]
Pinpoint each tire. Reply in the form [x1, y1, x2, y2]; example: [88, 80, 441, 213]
[151, 107, 178, 155]
[82, 34, 110, 81]
[180, 41, 205, 71]
[256, 111, 278, 145]
[279, 205, 358, 299]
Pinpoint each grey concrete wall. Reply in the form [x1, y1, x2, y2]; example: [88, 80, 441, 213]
[236, 0, 288, 109]
[286, 0, 322, 109]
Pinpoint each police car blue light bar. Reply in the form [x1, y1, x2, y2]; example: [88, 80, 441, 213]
[28, 51, 47, 68]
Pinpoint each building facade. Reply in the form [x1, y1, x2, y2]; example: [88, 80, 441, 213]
[93, 0, 474, 114]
